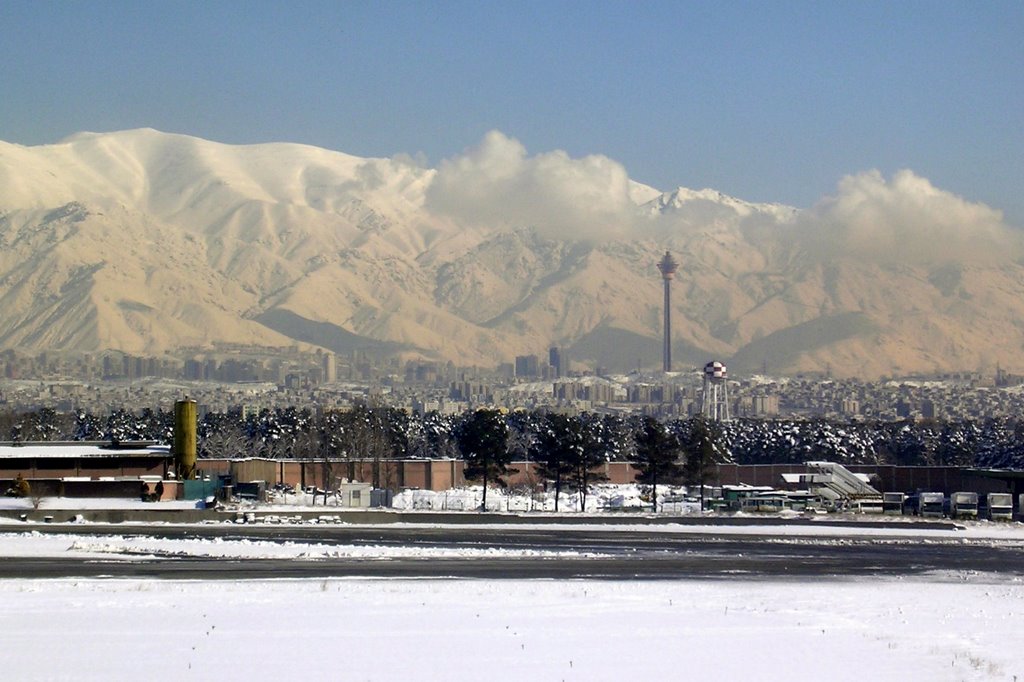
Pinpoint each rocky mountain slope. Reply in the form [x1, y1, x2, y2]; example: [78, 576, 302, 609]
[0, 128, 1021, 378]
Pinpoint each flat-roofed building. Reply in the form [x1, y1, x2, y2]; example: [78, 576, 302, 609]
[0, 441, 172, 497]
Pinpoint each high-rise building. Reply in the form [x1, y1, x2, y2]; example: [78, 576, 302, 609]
[548, 346, 562, 378]
[921, 399, 936, 419]
[656, 251, 679, 372]
[515, 354, 540, 378]
[323, 352, 337, 383]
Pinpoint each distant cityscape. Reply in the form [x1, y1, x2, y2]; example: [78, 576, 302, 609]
[2, 347, 1023, 422]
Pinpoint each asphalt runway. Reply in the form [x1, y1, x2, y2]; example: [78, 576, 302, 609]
[2, 523, 1022, 580]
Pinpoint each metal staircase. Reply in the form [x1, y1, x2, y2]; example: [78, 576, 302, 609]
[783, 461, 881, 502]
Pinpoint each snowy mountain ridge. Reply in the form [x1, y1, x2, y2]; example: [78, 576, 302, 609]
[1, 128, 1022, 378]
[646, 186, 797, 221]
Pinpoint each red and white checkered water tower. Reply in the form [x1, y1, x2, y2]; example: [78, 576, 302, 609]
[700, 361, 731, 421]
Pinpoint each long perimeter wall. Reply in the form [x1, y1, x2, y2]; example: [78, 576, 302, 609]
[197, 459, 1018, 496]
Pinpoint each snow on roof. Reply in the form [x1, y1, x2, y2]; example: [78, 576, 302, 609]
[0, 443, 171, 459]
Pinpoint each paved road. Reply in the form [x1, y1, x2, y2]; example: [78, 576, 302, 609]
[2, 523, 1021, 580]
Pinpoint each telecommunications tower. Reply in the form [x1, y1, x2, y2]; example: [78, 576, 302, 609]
[656, 251, 679, 372]
[700, 361, 731, 422]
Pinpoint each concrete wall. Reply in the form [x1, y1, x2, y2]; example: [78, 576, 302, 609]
[198, 458, 466, 492]
[400, 461, 430, 490]
[426, 460, 460, 490]
[181, 459, 1022, 497]
[230, 459, 278, 486]
[195, 459, 231, 478]
[502, 462, 641, 487]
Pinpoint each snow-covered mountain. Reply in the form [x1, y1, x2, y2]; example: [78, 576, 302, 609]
[1, 128, 1021, 378]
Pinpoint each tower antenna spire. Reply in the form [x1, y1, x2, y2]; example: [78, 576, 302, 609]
[656, 251, 679, 372]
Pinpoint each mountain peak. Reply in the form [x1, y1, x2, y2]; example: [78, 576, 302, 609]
[59, 127, 167, 145]
[0, 129, 1020, 378]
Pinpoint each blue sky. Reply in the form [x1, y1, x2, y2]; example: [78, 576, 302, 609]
[2, 1, 1022, 224]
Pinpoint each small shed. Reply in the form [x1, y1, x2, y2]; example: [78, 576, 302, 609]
[339, 481, 372, 508]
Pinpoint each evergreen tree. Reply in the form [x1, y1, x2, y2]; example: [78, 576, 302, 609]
[937, 420, 977, 465]
[630, 416, 683, 511]
[454, 409, 513, 510]
[28, 407, 64, 441]
[533, 413, 581, 512]
[423, 411, 459, 459]
[681, 416, 720, 510]
[73, 411, 103, 441]
[572, 412, 611, 512]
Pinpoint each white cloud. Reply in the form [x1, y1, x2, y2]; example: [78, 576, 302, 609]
[424, 135, 1018, 265]
[794, 169, 1017, 264]
[424, 131, 641, 240]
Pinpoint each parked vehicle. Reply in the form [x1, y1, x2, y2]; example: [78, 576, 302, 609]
[882, 492, 906, 515]
[918, 492, 945, 518]
[852, 497, 884, 514]
[985, 493, 1013, 521]
[950, 491, 979, 520]
[738, 494, 789, 513]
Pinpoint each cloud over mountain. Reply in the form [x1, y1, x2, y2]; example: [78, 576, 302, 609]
[2, 128, 1024, 378]
[424, 131, 641, 241]
[796, 169, 1016, 265]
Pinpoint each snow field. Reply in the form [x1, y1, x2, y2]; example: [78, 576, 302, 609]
[0, 531, 601, 561]
[1, 578, 1021, 681]
[3, 516, 1024, 564]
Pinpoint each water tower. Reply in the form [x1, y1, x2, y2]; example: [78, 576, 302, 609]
[700, 361, 731, 421]
[656, 251, 679, 372]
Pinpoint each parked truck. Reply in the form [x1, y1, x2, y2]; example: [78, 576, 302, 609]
[985, 493, 1013, 521]
[950, 491, 979, 520]
[882, 492, 906, 515]
[918, 492, 945, 518]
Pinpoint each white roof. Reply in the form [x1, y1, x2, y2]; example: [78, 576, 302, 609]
[0, 443, 171, 459]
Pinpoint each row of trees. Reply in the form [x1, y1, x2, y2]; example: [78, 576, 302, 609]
[453, 410, 724, 509]
[0, 404, 724, 503]
[4, 405, 1024, 489]
[718, 417, 1024, 468]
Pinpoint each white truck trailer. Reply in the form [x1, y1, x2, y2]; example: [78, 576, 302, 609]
[882, 492, 906, 514]
[918, 492, 946, 518]
[986, 493, 1013, 521]
[950, 491, 979, 520]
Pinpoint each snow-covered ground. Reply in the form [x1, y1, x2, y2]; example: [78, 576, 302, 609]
[2, 519, 1024, 562]
[2, 577, 1021, 680]
[389, 483, 695, 513]
[3, 488, 1024, 680]
[0, 497, 203, 511]
[0, 530, 605, 561]
[0, 483, 694, 514]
